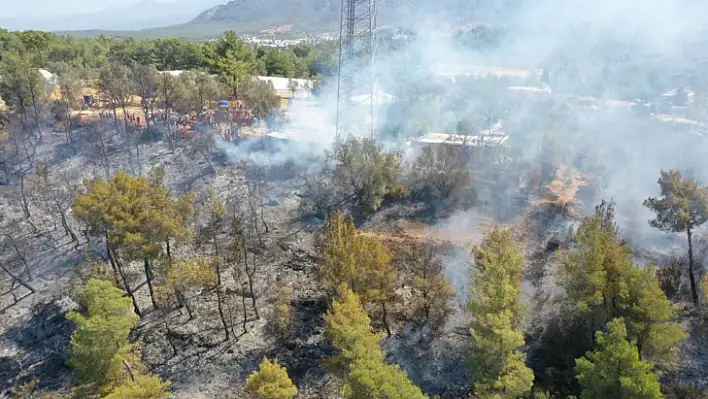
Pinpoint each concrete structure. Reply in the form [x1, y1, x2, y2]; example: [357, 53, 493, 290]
[415, 132, 508, 147]
[506, 85, 552, 95]
[256, 76, 313, 99]
[255, 76, 314, 109]
[431, 64, 538, 82]
[351, 89, 396, 106]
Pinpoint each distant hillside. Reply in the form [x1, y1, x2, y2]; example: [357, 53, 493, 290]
[55, 0, 520, 39]
[188, 0, 516, 31]
[1, 0, 223, 32]
[189, 0, 340, 31]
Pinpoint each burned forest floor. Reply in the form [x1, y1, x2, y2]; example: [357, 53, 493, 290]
[1, 124, 707, 398]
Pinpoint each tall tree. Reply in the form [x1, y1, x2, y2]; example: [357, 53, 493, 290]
[644, 170, 708, 304]
[324, 285, 426, 399]
[576, 318, 663, 399]
[173, 71, 220, 120]
[246, 358, 298, 399]
[413, 144, 471, 204]
[273, 285, 294, 341]
[334, 137, 402, 213]
[0, 51, 46, 141]
[67, 279, 139, 390]
[158, 72, 178, 150]
[17, 30, 52, 66]
[562, 200, 686, 367]
[403, 242, 455, 328]
[73, 171, 195, 313]
[319, 212, 399, 332]
[163, 256, 216, 319]
[30, 160, 79, 243]
[200, 188, 231, 340]
[239, 78, 280, 127]
[53, 62, 81, 146]
[468, 228, 533, 399]
[98, 62, 133, 136]
[131, 63, 160, 132]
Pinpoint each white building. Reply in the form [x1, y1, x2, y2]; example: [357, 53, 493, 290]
[255, 76, 314, 99]
[415, 132, 508, 147]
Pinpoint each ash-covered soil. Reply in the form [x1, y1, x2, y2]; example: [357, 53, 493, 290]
[1, 125, 707, 398]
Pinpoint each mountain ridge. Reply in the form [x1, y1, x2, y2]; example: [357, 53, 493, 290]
[12, 0, 519, 39]
[0, 0, 223, 32]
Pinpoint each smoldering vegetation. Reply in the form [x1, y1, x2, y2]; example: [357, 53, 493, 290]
[2, 0, 708, 397]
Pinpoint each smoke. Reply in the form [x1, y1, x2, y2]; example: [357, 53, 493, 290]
[216, 0, 708, 270]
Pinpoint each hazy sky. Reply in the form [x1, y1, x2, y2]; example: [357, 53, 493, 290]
[2, 0, 221, 18]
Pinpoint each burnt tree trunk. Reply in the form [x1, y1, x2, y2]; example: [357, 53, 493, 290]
[59, 208, 78, 244]
[213, 234, 230, 341]
[247, 252, 259, 319]
[687, 227, 699, 305]
[165, 238, 172, 261]
[144, 257, 158, 310]
[107, 232, 141, 317]
[382, 301, 391, 336]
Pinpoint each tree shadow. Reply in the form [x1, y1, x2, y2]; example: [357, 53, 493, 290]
[260, 296, 333, 387]
[0, 301, 74, 392]
[384, 323, 470, 397]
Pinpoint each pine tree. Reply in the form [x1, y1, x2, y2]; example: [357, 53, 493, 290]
[273, 285, 294, 340]
[319, 212, 399, 332]
[576, 318, 663, 399]
[67, 279, 139, 390]
[562, 201, 630, 323]
[163, 256, 217, 319]
[357, 234, 398, 335]
[324, 285, 427, 399]
[319, 213, 361, 294]
[73, 170, 195, 312]
[246, 357, 298, 399]
[644, 170, 708, 304]
[345, 358, 427, 399]
[404, 242, 455, 328]
[562, 201, 686, 367]
[324, 285, 385, 372]
[334, 137, 402, 212]
[104, 374, 171, 399]
[201, 188, 231, 340]
[468, 228, 533, 399]
[624, 267, 687, 368]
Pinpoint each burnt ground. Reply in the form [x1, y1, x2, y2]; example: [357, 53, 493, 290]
[1, 125, 707, 398]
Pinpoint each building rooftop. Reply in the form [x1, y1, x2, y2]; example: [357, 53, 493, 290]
[256, 76, 314, 99]
[416, 132, 508, 147]
[507, 86, 552, 94]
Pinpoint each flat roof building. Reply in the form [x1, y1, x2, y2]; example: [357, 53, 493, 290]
[415, 132, 508, 147]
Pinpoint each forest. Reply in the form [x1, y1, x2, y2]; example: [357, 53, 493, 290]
[2, 13, 708, 399]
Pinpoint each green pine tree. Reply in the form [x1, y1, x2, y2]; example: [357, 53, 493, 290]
[576, 318, 663, 399]
[246, 357, 298, 399]
[345, 358, 426, 399]
[67, 279, 139, 390]
[319, 212, 400, 333]
[324, 284, 386, 372]
[468, 228, 533, 399]
[324, 285, 427, 399]
[104, 374, 171, 399]
[562, 201, 686, 367]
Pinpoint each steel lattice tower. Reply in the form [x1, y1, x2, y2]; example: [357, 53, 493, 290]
[335, 0, 376, 142]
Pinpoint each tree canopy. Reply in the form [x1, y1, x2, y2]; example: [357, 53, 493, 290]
[576, 318, 663, 399]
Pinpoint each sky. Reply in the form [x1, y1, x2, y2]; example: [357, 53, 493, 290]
[1, 0, 222, 19]
[0, 0, 226, 31]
